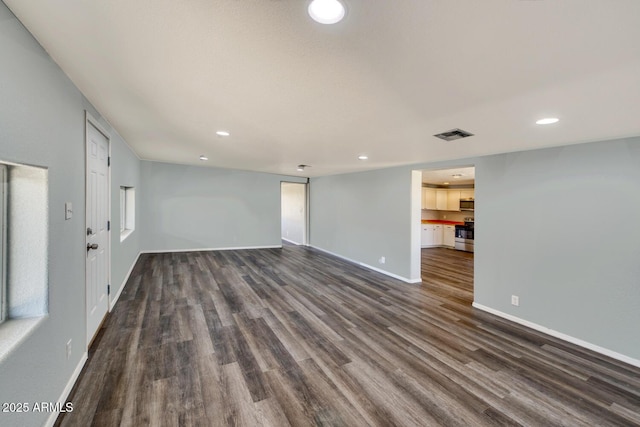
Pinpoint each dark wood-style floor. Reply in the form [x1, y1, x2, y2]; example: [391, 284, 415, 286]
[56, 246, 640, 426]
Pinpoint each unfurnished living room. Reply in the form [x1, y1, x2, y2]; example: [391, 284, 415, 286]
[1, 1, 640, 426]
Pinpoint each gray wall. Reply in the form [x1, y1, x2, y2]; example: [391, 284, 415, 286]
[1, 2, 639, 425]
[140, 161, 306, 252]
[0, 2, 141, 425]
[310, 137, 640, 361]
[473, 137, 640, 360]
[110, 135, 141, 299]
[310, 166, 413, 278]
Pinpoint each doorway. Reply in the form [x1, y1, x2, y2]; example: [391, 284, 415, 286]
[85, 113, 111, 346]
[417, 166, 475, 303]
[281, 182, 308, 245]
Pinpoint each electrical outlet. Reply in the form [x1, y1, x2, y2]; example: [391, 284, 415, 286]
[511, 295, 520, 307]
[66, 339, 72, 360]
[378, 256, 385, 264]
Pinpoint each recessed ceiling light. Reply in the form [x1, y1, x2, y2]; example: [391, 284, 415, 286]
[216, 130, 230, 136]
[443, 182, 450, 185]
[358, 155, 368, 160]
[199, 155, 208, 161]
[536, 117, 559, 125]
[452, 174, 463, 179]
[308, 0, 345, 24]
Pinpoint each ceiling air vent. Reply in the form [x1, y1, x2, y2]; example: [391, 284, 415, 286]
[434, 128, 474, 141]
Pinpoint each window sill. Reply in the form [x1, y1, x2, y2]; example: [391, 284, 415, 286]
[120, 229, 134, 242]
[0, 316, 46, 364]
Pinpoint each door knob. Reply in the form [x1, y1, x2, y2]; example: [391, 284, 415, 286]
[87, 243, 99, 251]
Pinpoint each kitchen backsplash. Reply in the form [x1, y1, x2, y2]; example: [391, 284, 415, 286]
[421, 210, 474, 222]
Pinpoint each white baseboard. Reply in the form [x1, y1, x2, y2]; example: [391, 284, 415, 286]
[472, 302, 640, 369]
[281, 237, 302, 245]
[141, 245, 282, 254]
[44, 352, 88, 427]
[110, 252, 142, 311]
[310, 245, 421, 284]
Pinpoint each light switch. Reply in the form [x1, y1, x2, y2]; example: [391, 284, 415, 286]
[65, 202, 73, 220]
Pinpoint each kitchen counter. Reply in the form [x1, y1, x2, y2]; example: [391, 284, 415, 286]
[421, 220, 464, 225]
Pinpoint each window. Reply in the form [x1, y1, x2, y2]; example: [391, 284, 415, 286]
[0, 165, 6, 324]
[120, 186, 135, 241]
[0, 160, 48, 359]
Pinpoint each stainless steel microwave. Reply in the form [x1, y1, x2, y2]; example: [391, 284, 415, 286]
[460, 199, 474, 211]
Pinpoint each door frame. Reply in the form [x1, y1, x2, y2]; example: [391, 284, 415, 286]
[85, 111, 111, 346]
[415, 164, 476, 290]
[280, 181, 309, 246]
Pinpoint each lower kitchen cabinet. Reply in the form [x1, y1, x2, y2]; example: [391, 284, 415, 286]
[422, 224, 455, 248]
[433, 224, 443, 245]
[444, 225, 455, 248]
[421, 224, 444, 247]
[421, 225, 434, 247]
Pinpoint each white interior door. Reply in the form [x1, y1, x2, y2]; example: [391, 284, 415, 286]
[86, 117, 110, 345]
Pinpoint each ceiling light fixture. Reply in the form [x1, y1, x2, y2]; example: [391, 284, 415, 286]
[199, 155, 208, 161]
[443, 182, 450, 185]
[358, 155, 368, 160]
[216, 130, 230, 136]
[297, 164, 310, 172]
[308, 0, 345, 24]
[536, 117, 559, 125]
[452, 174, 463, 179]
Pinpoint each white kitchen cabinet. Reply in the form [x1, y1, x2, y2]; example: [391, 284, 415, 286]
[444, 225, 455, 247]
[447, 190, 461, 211]
[422, 187, 436, 210]
[435, 190, 448, 210]
[460, 189, 475, 200]
[422, 223, 450, 247]
[424, 188, 472, 211]
[433, 224, 443, 245]
[421, 224, 434, 247]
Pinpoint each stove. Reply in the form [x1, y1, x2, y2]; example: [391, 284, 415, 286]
[454, 217, 474, 252]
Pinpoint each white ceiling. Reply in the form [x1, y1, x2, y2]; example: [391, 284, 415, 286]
[422, 167, 475, 186]
[6, 0, 640, 177]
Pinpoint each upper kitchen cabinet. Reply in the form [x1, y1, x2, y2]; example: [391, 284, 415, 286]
[447, 190, 461, 211]
[422, 187, 468, 211]
[422, 187, 436, 210]
[460, 189, 475, 200]
[436, 189, 448, 210]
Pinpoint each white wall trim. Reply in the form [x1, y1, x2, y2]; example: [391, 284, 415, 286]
[472, 302, 640, 369]
[310, 245, 421, 284]
[141, 245, 282, 254]
[281, 237, 302, 245]
[109, 251, 142, 311]
[409, 170, 422, 282]
[44, 351, 88, 427]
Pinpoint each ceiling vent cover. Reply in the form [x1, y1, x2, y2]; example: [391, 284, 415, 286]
[434, 128, 474, 141]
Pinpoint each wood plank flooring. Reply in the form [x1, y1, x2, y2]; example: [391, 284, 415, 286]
[56, 246, 640, 426]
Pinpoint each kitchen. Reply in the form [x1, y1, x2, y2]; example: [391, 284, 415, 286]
[421, 167, 475, 253]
